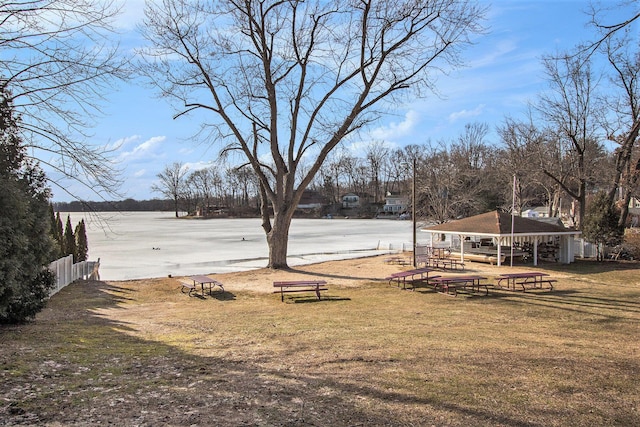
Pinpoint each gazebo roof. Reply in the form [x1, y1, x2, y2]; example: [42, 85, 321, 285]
[423, 210, 577, 236]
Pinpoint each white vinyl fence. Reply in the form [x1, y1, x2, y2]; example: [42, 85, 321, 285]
[48, 255, 100, 297]
[574, 238, 598, 259]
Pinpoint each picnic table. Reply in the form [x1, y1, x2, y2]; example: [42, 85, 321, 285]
[182, 275, 225, 296]
[273, 280, 328, 302]
[384, 255, 411, 266]
[386, 267, 438, 290]
[430, 275, 489, 297]
[495, 272, 556, 291]
[424, 257, 465, 270]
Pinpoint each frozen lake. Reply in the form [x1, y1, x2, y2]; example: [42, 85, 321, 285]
[64, 212, 422, 280]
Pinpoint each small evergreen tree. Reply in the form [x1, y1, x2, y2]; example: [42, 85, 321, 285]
[49, 204, 62, 259]
[63, 215, 76, 261]
[75, 219, 88, 262]
[55, 211, 64, 256]
[582, 192, 624, 261]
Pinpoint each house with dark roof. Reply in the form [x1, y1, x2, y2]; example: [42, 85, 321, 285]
[422, 210, 581, 266]
[297, 189, 326, 210]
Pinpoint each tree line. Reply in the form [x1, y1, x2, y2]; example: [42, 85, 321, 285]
[152, 114, 634, 229]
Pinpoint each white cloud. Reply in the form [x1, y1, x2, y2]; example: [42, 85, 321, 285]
[183, 161, 214, 171]
[105, 134, 140, 151]
[133, 169, 146, 178]
[448, 105, 486, 123]
[370, 110, 420, 141]
[343, 139, 398, 157]
[118, 135, 166, 161]
[468, 39, 519, 69]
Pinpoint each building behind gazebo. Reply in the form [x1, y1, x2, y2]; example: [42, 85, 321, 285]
[422, 210, 581, 266]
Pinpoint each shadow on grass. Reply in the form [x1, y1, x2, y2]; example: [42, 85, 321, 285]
[210, 290, 237, 301]
[491, 286, 640, 321]
[2, 278, 638, 426]
[4, 280, 508, 426]
[541, 258, 640, 275]
[283, 295, 352, 303]
[283, 266, 385, 282]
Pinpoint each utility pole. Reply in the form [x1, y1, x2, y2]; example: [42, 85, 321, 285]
[412, 157, 417, 267]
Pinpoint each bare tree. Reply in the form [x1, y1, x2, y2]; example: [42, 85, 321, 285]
[417, 144, 456, 223]
[536, 53, 606, 227]
[226, 165, 258, 207]
[583, 1, 639, 58]
[151, 162, 189, 217]
[364, 141, 389, 203]
[496, 117, 561, 215]
[139, 0, 485, 268]
[0, 0, 129, 201]
[598, 29, 640, 227]
[188, 167, 222, 215]
[449, 122, 498, 215]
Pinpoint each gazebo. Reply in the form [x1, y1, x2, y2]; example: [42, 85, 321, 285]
[422, 210, 581, 266]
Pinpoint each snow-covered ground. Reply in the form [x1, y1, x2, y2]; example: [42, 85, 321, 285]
[64, 212, 422, 280]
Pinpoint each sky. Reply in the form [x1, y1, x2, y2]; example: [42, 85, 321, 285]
[46, 0, 637, 202]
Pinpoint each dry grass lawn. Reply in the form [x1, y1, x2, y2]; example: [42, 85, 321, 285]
[1, 255, 639, 426]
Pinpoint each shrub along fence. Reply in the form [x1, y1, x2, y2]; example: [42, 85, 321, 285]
[48, 255, 100, 297]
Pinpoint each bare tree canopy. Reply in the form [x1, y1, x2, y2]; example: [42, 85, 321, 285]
[584, 0, 640, 57]
[151, 162, 189, 217]
[139, 0, 486, 268]
[0, 0, 129, 201]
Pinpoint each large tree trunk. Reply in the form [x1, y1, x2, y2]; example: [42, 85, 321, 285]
[266, 211, 294, 269]
[258, 181, 297, 269]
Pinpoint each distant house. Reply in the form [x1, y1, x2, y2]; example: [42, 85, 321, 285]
[382, 193, 408, 215]
[297, 190, 326, 210]
[342, 193, 360, 208]
[195, 205, 227, 217]
[522, 207, 549, 218]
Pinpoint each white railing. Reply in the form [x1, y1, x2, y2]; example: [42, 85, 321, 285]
[410, 240, 600, 260]
[48, 255, 100, 297]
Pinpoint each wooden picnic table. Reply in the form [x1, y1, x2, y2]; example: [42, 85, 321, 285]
[430, 275, 489, 296]
[273, 280, 328, 302]
[386, 267, 438, 290]
[385, 255, 411, 266]
[424, 257, 465, 270]
[189, 275, 225, 296]
[495, 272, 555, 291]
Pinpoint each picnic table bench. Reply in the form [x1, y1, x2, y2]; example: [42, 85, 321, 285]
[179, 275, 225, 297]
[386, 267, 439, 290]
[273, 280, 328, 302]
[179, 279, 197, 296]
[430, 275, 489, 297]
[495, 272, 556, 291]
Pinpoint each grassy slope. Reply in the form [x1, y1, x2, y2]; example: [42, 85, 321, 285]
[1, 260, 639, 426]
